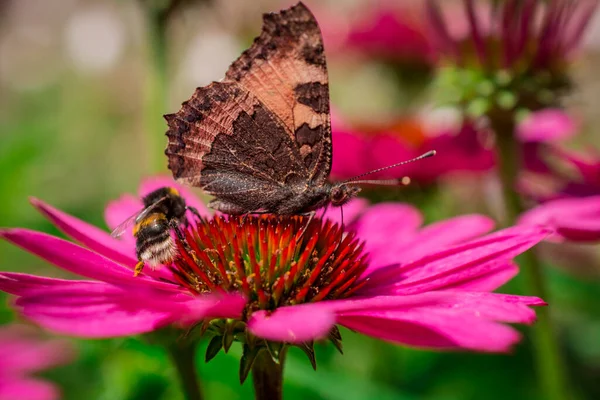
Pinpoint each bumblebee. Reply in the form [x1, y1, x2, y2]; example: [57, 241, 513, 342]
[111, 187, 198, 276]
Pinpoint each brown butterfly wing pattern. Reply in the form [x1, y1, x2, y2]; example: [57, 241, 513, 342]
[225, 2, 332, 185]
[165, 2, 332, 214]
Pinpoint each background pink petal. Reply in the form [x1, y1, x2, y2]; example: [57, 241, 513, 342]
[517, 109, 578, 142]
[248, 305, 336, 343]
[331, 128, 369, 179]
[0, 378, 60, 400]
[519, 195, 600, 242]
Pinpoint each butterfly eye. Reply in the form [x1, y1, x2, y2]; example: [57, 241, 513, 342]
[330, 187, 347, 204]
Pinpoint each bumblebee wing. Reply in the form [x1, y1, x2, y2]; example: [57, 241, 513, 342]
[110, 197, 167, 238]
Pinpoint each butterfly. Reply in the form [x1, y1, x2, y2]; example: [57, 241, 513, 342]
[164, 2, 434, 216]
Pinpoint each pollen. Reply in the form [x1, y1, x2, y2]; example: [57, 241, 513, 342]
[170, 215, 369, 316]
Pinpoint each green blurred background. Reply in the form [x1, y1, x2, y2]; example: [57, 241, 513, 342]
[1, 0, 600, 399]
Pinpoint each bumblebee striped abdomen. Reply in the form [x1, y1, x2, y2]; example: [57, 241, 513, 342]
[134, 213, 176, 270]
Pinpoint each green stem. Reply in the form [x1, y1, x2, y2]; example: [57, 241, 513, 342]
[252, 350, 284, 400]
[493, 116, 570, 400]
[167, 341, 204, 400]
[144, 6, 169, 173]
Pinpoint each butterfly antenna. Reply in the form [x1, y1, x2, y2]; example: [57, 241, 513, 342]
[343, 150, 436, 184]
[348, 177, 411, 186]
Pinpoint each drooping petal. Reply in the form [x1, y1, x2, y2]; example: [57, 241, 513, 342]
[0, 229, 178, 291]
[178, 293, 247, 324]
[338, 311, 522, 352]
[323, 291, 543, 321]
[30, 198, 136, 266]
[338, 291, 543, 324]
[519, 195, 600, 242]
[248, 304, 336, 343]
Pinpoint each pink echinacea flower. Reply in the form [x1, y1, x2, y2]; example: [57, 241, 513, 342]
[0, 325, 73, 400]
[1, 177, 547, 378]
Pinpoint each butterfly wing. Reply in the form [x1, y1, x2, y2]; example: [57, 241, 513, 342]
[225, 2, 332, 185]
[165, 81, 308, 212]
[165, 2, 332, 206]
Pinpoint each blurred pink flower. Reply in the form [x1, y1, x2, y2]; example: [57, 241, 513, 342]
[517, 109, 579, 142]
[331, 114, 494, 183]
[343, 1, 433, 63]
[0, 325, 73, 400]
[519, 196, 600, 242]
[519, 148, 600, 242]
[427, 0, 597, 69]
[1, 177, 547, 355]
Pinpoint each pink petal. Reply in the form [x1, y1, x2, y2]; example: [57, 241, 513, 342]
[369, 214, 495, 269]
[363, 225, 548, 294]
[14, 284, 178, 337]
[0, 273, 86, 296]
[0, 378, 59, 400]
[517, 109, 578, 142]
[104, 194, 142, 232]
[0, 229, 177, 291]
[178, 293, 246, 324]
[31, 198, 136, 266]
[340, 291, 543, 324]
[519, 195, 600, 242]
[320, 198, 369, 226]
[248, 304, 336, 343]
[0, 336, 72, 373]
[338, 311, 522, 352]
[353, 203, 423, 252]
[444, 262, 519, 291]
[331, 128, 369, 179]
[138, 176, 210, 217]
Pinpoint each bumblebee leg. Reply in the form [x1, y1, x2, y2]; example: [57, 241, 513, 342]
[134, 261, 145, 277]
[170, 219, 203, 265]
[186, 206, 203, 224]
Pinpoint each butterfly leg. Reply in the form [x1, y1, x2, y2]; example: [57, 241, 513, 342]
[208, 200, 248, 215]
[297, 211, 317, 240]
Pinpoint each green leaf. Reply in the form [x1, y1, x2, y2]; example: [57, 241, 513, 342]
[205, 336, 223, 363]
[239, 345, 261, 384]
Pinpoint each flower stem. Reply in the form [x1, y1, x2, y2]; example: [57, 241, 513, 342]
[252, 350, 285, 400]
[167, 341, 204, 400]
[144, 4, 169, 173]
[492, 115, 569, 400]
